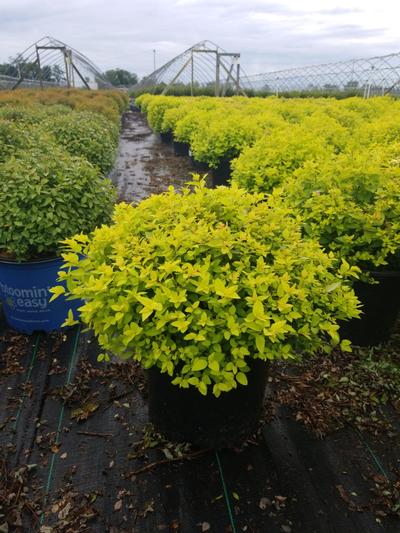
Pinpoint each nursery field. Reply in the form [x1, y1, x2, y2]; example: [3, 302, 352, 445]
[1, 91, 400, 532]
[137, 94, 400, 279]
[1, 321, 399, 532]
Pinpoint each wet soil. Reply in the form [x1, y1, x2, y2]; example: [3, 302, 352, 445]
[109, 111, 200, 203]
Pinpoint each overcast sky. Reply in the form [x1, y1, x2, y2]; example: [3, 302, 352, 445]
[0, 0, 399, 77]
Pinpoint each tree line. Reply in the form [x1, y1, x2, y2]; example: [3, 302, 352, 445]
[0, 61, 138, 87]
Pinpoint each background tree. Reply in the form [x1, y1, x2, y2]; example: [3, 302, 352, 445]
[52, 64, 64, 83]
[104, 68, 138, 86]
[345, 80, 359, 89]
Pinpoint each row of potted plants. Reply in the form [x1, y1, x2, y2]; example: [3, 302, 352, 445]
[0, 89, 128, 333]
[2, 91, 398, 448]
[0, 87, 127, 123]
[59, 94, 397, 445]
[136, 94, 400, 175]
[137, 95, 400, 346]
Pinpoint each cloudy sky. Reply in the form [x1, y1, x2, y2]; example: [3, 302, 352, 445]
[0, 0, 399, 77]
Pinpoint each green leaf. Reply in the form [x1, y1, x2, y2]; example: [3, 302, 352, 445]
[340, 339, 352, 352]
[326, 281, 341, 293]
[62, 308, 79, 327]
[236, 372, 248, 386]
[49, 285, 65, 302]
[192, 358, 208, 372]
[198, 381, 207, 395]
[255, 334, 265, 353]
[208, 360, 220, 372]
[253, 300, 265, 321]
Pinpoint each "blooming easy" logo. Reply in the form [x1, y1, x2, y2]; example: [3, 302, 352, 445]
[0, 282, 50, 310]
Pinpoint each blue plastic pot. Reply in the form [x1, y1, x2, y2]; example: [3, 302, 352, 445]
[0, 257, 82, 334]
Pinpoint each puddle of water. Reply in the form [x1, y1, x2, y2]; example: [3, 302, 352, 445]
[109, 112, 201, 203]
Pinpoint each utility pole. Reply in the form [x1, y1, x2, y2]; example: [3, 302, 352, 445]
[215, 52, 220, 97]
[35, 45, 43, 89]
[190, 50, 194, 96]
[153, 49, 156, 71]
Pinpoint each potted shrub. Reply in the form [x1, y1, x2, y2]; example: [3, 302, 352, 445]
[189, 111, 263, 187]
[0, 144, 116, 334]
[144, 95, 184, 145]
[230, 116, 345, 194]
[0, 118, 50, 163]
[43, 111, 120, 175]
[278, 150, 400, 345]
[163, 100, 216, 165]
[57, 178, 359, 447]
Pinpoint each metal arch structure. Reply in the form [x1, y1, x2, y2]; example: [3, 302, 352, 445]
[241, 51, 400, 97]
[135, 40, 250, 96]
[0, 36, 112, 90]
[4, 38, 400, 97]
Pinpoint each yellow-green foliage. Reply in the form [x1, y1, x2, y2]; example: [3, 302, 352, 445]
[135, 93, 155, 112]
[0, 145, 116, 261]
[138, 94, 400, 171]
[43, 111, 119, 174]
[0, 89, 126, 173]
[139, 94, 400, 270]
[58, 178, 359, 397]
[231, 122, 336, 193]
[0, 88, 128, 124]
[190, 110, 264, 167]
[146, 95, 191, 132]
[0, 89, 124, 260]
[278, 150, 400, 271]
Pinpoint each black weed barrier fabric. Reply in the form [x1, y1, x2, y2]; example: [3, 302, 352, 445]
[0, 324, 399, 532]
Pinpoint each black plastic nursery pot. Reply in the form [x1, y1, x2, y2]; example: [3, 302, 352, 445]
[160, 130, 173, 144]
[173, 140, 189, 156]
[148, 358, 269, 449]
[189, 154, 209, 172]
[211, 158, 231, 187]
[340, 270, 400, 346]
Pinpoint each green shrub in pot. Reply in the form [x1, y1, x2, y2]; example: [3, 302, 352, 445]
[43, 111, 119, 175]
[0, 117, 56, 163]
[278, 150, 400, 274]
[0, 145, 116, 261]
[0, 104, 51, 125]
[58, 178, 359, 397]
[146, 96, 185, 133]
[231, 123, 334, 194]
[0, 119, 38, 163]
[189, 110, 263, 168]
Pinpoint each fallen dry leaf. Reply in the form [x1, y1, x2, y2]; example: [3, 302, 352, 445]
[114, 499, 123, 511]
[58, 501, 72, 519]
[71, 402, 99, 422]
[259, 497, 271, 510]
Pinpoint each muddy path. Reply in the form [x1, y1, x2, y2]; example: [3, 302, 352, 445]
[109, 111, 199, 203]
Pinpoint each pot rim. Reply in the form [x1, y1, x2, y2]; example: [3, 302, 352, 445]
[0, 255, 60, 266]
[366, 269, 400, 279]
